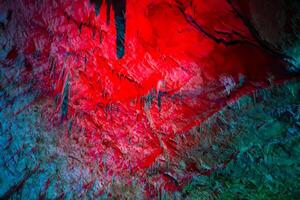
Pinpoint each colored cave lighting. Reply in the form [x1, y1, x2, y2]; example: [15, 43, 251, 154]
[0, 0, 300, 199]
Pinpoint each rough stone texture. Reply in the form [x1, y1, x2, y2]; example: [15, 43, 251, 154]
[0, 0, 300, 199]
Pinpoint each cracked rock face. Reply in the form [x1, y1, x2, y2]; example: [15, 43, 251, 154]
[0, 0, 299, 199]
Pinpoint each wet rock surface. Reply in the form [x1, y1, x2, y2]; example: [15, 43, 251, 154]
[0, 0, 300, 199]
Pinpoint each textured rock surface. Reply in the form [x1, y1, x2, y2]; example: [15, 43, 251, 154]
[0, 0, 300, 199]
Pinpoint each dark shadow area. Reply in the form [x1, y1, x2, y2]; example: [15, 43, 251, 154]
[90, 0, 126, 59]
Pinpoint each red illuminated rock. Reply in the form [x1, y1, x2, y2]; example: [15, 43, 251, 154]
[0, 0, 299, 197]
